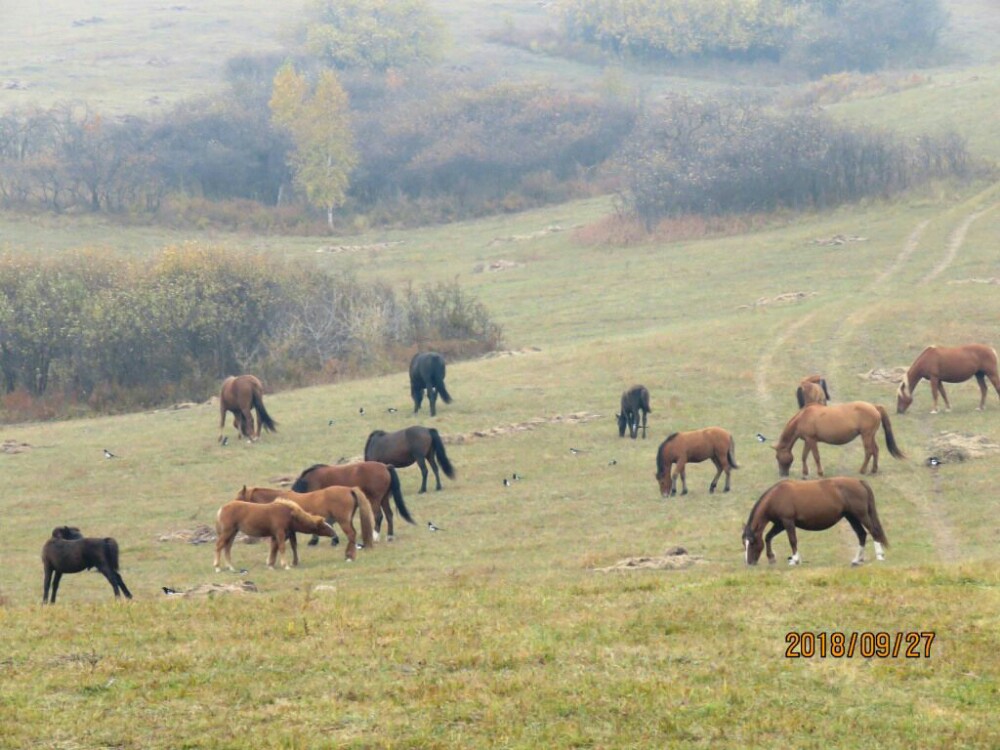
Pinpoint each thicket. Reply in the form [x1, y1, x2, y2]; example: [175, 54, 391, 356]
[0, 246, 502, 420]
[620, 98, 970, 225]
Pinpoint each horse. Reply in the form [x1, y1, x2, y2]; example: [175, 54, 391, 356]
[365, 426, 455, 493]
[235, 485, 375, 562]
[773, 402, 904, 477]
[617, 385, 652, 439]
[42, 526, 132, 604]
[219, 374, 277, 442]
[291, 461, 414, 542]
[742, 477, 889, 566]
[896, 344, 1000, 414]
[654, 427, 738, 496]
[409, 352, 452, 417]
[214, 498, 335, 572]
[796, 375, 830, 409]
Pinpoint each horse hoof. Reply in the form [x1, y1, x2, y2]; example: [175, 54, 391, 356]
[681, 490, 688, 496]
[345, 558, 354, 563]
[307, 539, 319, 546]
[851, 560, 863, 567]
[330, 538, 339, 547]
[876, 554, 885, 561]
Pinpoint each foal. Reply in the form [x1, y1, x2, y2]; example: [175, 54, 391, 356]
[42, 526, 132, 603]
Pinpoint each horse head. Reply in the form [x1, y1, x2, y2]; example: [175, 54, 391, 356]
[616, 413, 627, 437]
[51, 526, 84, 540]
[654, 471, 672, 497]
[896, 380, 913, 414]
[742, 526, 763, 565]
[773, 445, 793, 477]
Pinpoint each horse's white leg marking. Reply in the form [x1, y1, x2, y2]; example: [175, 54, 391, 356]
[874, 541, 885, 561]
[744, 539, 749, 565]
[851, 545, 865, 566]
[788, 551, 801, 566]
[373, 531, 380, 542]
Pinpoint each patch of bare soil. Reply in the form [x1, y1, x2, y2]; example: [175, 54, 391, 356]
[928, 431, 1000, 463]
[1, 440, 32, 454]
[316, 241, 405, 254]
[473, 259, 525, 273]
[595, 546, 704, 572]
[165, 581, 259, 598]
[443, 411, 603, 445]
[158, 525, 260, 545]
[859, 366, 908, 384]
[487, 225, 565, 245]
[809, 234, 868, 246]
[480, 346, 542, 359]
[737, 291, 816, 309]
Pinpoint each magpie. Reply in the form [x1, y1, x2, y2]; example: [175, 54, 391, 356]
[503, 478, 511, 487]
[359, 407, 365, 415]
[569, 447, 584, 455]
[328, 419, 336, 426]
[162, 587, 182, 596]
[103, 448, 117, 459]
[387, 407, 398, 413]
[221, 436, 228, 446]
[512, 472, 522, 481]
[926, 456, 942, 467]
[427, 521, 443, 532]
[608, 459, 618, 466]
[756, 433, 767, 443]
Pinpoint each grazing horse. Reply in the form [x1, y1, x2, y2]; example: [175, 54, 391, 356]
[796, 375, 830, 409]
[235, 485, 375, 562]
[774, 402, 904, 477]
[654, 427, 738, 496]
[365, 426, 455, 493]
[219, 374, 277, 442]
[42, 526, 132, 603]
[214, 499, 335, 572]
[743, 477, 888, 566]
[291, 462, 414, 542]
[409, 352, 452, 417]
[617, 385, 652, 439]
[897, 344, 1000, 414]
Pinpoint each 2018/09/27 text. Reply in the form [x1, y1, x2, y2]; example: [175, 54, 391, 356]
[785, 631, 936, 659]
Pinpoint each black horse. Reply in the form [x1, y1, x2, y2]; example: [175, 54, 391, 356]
[617, 385, 651, 439]
[409, 352, 452, 417]
[41, 526, 132, 603]
[364, 426, 455, 493]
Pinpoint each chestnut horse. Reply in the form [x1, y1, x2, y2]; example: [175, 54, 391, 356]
[410, 352, 452, 417]
[219, 374, 277, 442]
[617, 384, 652, 439]
[235, 485, 375, 561]
[365, 426, 455, 493]
[291, 461, 414, 542]
[654, 427, 738, 496]
[897, 344, 1000, 414]
[743, 477, 888, 566]
[796, 375, 830, 409]
[214, 498, 334, 572]
[774, 402, 904, 477]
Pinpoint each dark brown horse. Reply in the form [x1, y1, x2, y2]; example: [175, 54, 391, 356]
[897, 344, 1000, 413]
[291, 461, 414, 542]
[365, 426, 455, 493]
[742, 477, 888, 566]
[219, 374, 277, 442]
[796, 375, 830, 409]
[235, 486, 375, 562]
[617, 385, 651, 439]
[214, 498, 335, 572]
[774, 402, 904, 477]
[654, 427, 737, 496]
[42, 527, 132, 603]
[410, 352, 452, 417]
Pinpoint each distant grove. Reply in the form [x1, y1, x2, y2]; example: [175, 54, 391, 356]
[0, 0, 964, 230]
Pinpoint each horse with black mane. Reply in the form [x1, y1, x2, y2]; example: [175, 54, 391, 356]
[365, 426, 455, 493]
[409, 352, 452, 417]
[796, 375, 830, 409]
[291, 461, 414, 542]
[654, 427, 737, 496]
[617, 385, 651, 439]
[219, 374, 277, 442]
[742, 477, 888, 566]
[897, 344, 1000, 414]
[42, 526, 132, 603]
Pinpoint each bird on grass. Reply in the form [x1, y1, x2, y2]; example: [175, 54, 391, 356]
[221, 436, 228, 447]
[387, 407, 398, 413]
[427, 521, 443, 532]
[755, 433, 767, 443]
[569, 447, 585, 455]
[608, 459, 618, 466]
[162, 587, 182, 596]
[512, 472, 522, 481]
[926, 456, 942, 467]
[328, 419, 336, 426]
[103, 448, 118, 459]
[358, 407, 365, 416]
[503, 478, 511, 487]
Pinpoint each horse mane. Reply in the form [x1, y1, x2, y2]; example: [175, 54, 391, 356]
[654, 433, 679, 476]
[744, 483, 777, 534]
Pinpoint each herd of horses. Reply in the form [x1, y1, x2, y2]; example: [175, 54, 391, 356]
[40, 343, 1000, 601]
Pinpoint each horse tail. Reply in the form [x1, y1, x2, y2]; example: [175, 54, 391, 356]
[820, 378, 831, 402]
[103, 538, 121, 572]
[433, 365, 452, 404]
[861, 480, 889, 547]
[387, 466, 415, 524]
[252, 388, 277, 433]
[727, 436, 739, 469]
[291, 464, 325, 493]
[796, 386, 806, 409]
[642, 389, 651, 413]
[429, 428, 455, 478]
[353, 488, 376, 549]
[876, 405, 905, 459]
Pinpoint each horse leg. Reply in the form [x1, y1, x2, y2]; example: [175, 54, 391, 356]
[859, 432, 879, 474]
[677, 461, 689, 495]
[97, 563, 123, 598]
[215, 532, 238, 572]
[42, 565, 54, 604]
[938, 381, 952, 412]
[844, 514, 868, 566]
[428, 388, 437, 418]
[708, 457, 723, 493]
[928, 378, 942, 413]
[764, 523, 784, 564]
[975, 373, 988, 410]
[988, 371, 1000, 407]
[340, 519, 357, 562]
[289, 531, 299, 567]
[416, 456, 430, 493]
[784, 523, 801, 565]
[801, 441, 812, 478]
[114, 572, 133, 599]
[50, 571, 63, 603]
[412, 388, 424, 414]
[427, 452, 443, 491]
[382, 495, 393, 542]
[641, 409, 648, 439]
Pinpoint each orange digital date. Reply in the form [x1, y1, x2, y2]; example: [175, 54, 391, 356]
[785, 631, 935, 658]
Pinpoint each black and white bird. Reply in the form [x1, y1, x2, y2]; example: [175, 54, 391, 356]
[328, 419, 336, 426]
[756, 433, 767, 443]
[221, 436, 228, 446]
[103, 448, 117, 459]
[608, 459, 618, 466]
[162, 587, 182, 596]
[926, 456, 942, 467]
[427, 521, 443, 532]
[512, 472, 522, 481]
[387, 407, 398, 413]
[358, 407, 365, 415]
[569, 447, 584, 455]
[503, 478, 511, 487]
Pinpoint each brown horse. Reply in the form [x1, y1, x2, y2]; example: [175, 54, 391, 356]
[214, 498, 334, 572]
[774, 402, 904, 477]
[654, 427, 738, 496]
[796, 375, 830, 409]
[219, 374, 277, 442]
[235, 485, 375, 561]
[617, 384, 652, 439]
[42, 527, 132, 604]
[365, 426, 455, 493]
[897, 344, 1000, 414]
[291, 462, 414, 542]
[742, 477, 889, 566]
